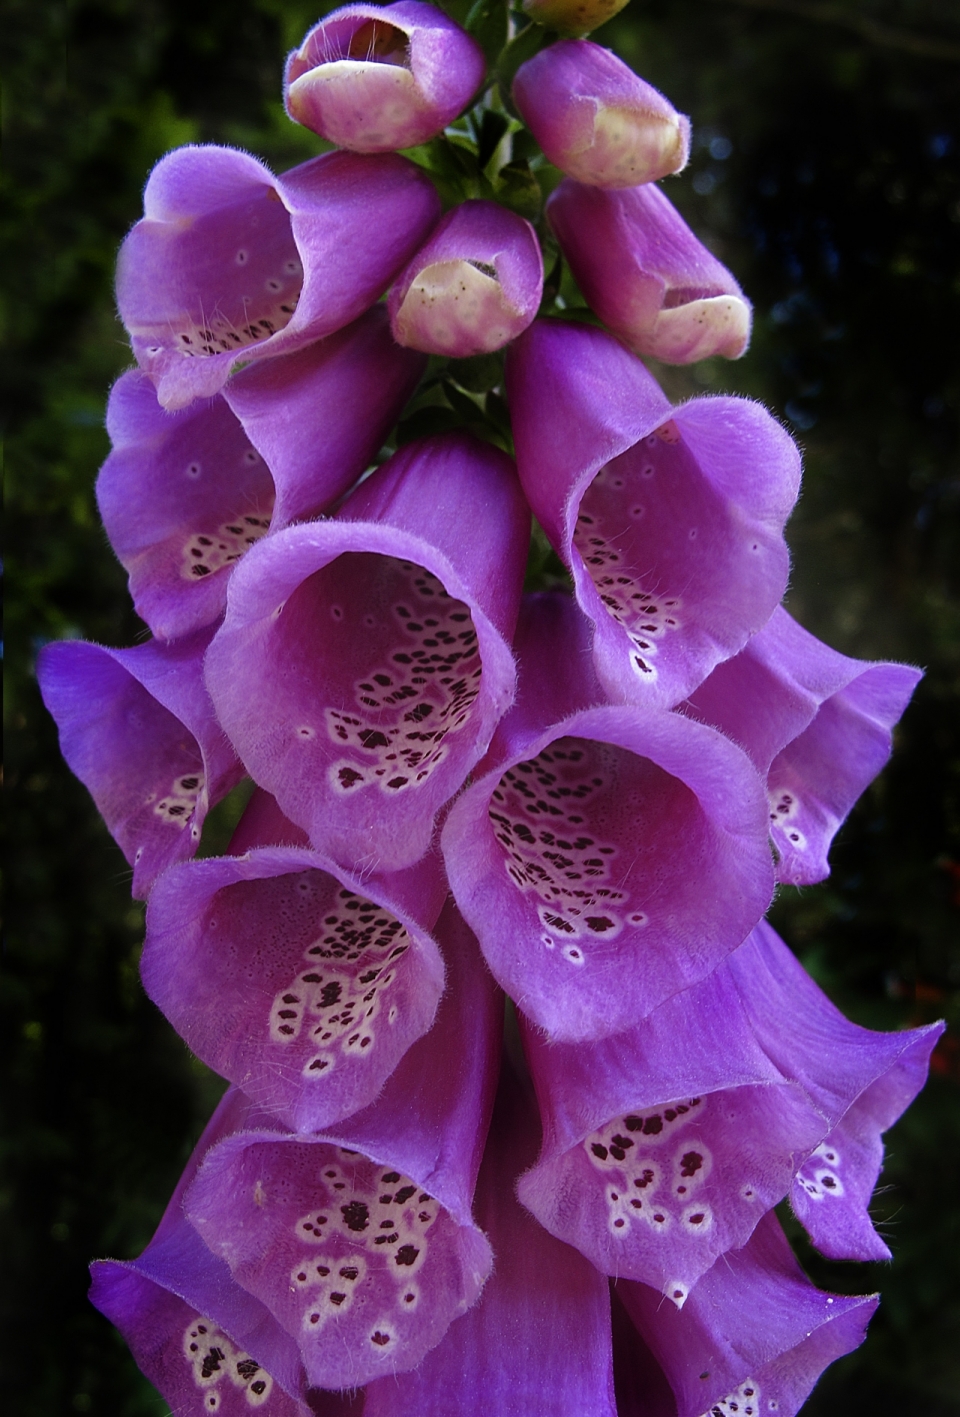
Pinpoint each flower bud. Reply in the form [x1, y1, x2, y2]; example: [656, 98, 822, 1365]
[285, 1, 485, 153]
[513, 40, 690, 188]
[521, 0, 630, 37]
[548, 178, 752, 362]
[388, 200, 544, 357]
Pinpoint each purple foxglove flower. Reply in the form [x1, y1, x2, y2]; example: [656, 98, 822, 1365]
[90, 1087, 321, 1416]
[512, 40, 690, 189]
[442, 593, 774, 1041]
[516, 911, 941, 1295]
[506, 320, 800, 709]
[37, 627, 242, 898]
[548, 180, 752, 362]
[204, 432, 530, 872]
[118, 144, 440, 409]
[184, 902, 501, 1389]
[98, 308, 425, 643]
[284, 2, 485, 153]
[686, 606, 922, 884]
[387, 201, 543, 357]
[141, 788, 449, 1134]
[617, 1210, 878, 1417]
[364, 1062, 617, 1417]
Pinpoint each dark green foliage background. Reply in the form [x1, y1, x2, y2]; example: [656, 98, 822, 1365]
[3, 1, 959, 1413]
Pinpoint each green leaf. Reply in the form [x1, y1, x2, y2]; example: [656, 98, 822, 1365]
[448, 351, 504, 393]
[465, 0, 510, 65]
[475, 108, 511, 172]
[495, 22, 554, 102]
[494, 159, 542, 220]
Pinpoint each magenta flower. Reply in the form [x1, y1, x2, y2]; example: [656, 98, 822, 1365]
[388, 200, 543, 357]
[686, 606, 923, 883]
[117, 144, 440, 409]
[548, 178, 753, 361]
[507, 319, 800, 709]
[204, 431, 530, 872]
[443, 594, 775, 1040]
[37, 626, 242, 897]
[284, 2, 485, 153]
[513, 40, 690, 188]
[98, 308, 425, 642]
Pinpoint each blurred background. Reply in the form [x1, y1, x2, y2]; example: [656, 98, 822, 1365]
[3, 0, 959, 1412]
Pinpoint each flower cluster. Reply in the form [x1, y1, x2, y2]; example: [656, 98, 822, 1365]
[38, 4, 942, 1414]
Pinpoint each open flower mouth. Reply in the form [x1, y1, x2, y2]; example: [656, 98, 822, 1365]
[343, 19, 411, 66]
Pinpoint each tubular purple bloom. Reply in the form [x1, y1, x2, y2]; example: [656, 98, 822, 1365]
[141, 788, 449, 1134]
[516, 913, 941, 1294]
[442, 594, 774, 1041]
[89, 1088, 320, 1416]
[506, 321, 801, 710]
[548, 180, 752, 362]
[204, 432, 530, 872]
[284, 2, 485, 153]
[364, 1062, 617, 1417]
[686, 606, 923, 883]
[37, 627, 242, 898]
[616, 1211, 878, 1417]
[512, 40, 690, 189]
[184, 903, 501, 1390]
[98, 309, 424, 643]
[117, 145, 440, 409]
[387, 200, 543, 357]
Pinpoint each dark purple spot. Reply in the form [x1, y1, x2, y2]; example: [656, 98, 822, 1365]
[340, 1201, 370, 1233]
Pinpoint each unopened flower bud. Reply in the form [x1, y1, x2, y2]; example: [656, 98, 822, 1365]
[285, 1, 485, 153]
[388, 201, 544, 357]
[548, 179, 752, 362]
[521, 0, 631, 37]
[513, 40, 690, 188]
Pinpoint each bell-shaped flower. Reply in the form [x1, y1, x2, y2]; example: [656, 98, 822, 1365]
[90, 1087, 320, 1416]
[442, 594, 774, 1042]
[387, 201, 543, 357]
[37, 626, 243, 898]
[364, 1061, 617, 1417]
[616, 1210, 877, 1417]
[512, 41, 690, 188]
[284, 2, 485, 153]
[98, 308, 425, 643]
[506, 320, 801, 710]
[686, 606, 922, 884]
[117, 144, 440, 409]
[183, 903, 501, 1390]
[141, 788, 448, 1134]
[204, 432, 530, 873]
[548, 180, 752, 362]
[516, 912, 941, 1296]
[520, 0, 631, 36]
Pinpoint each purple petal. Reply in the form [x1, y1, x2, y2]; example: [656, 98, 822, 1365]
[204, 432, 529, 872]
[97, 312, 425, 643]
[118, 145, 440, 409]
[512, 39, 690, 188]
[686, 606, 922, 883]
[184, 904, 501, 1388]
[506, 320, 800, 709]
[617, 1211, 877, 1417]
[443, 593, 774, 1040]
[548, 180, 752, 362]
[388, 201, 543, 357]
[37, 628, 242, 897]
[364, 1063, 617, 1417]
[285, 2, 485, 153]
[141, 789, 449, 1134]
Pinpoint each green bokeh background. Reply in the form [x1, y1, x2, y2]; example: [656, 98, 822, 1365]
[3, 1, 959, 1412]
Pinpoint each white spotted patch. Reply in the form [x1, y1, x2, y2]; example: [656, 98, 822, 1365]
[268, 884, 409, 1076]
[182, 1317, 273, 1408]
[489, 739, 645, 958]
[153, 771, 205, 828]
[795, 1141, 845, 1201]
[325, 562, 482, 797]
[181, 511, 272, 581]
[699, 1378, 761, 1417]
[767, 785, 807, 852]
[585, 1098, 710, 1237]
